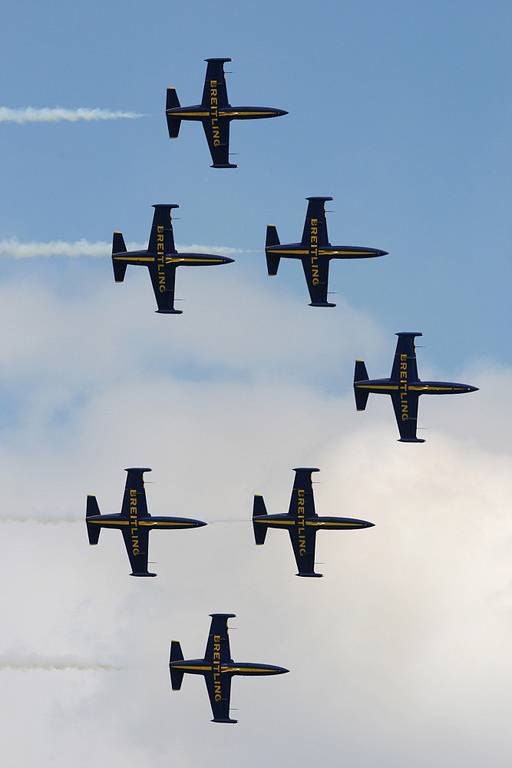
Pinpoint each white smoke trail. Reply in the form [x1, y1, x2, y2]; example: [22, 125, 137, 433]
[0, 238, 254, 259]
[0, 517, 77, 524]
[0, 107, 142, 124]
[0, 656, 124, 671]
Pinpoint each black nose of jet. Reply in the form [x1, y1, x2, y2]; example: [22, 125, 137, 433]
[466, 385, 479, 392]
[276, 109, 288, 117]
[223, 256, 234, 264]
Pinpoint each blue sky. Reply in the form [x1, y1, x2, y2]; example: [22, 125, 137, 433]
[1, 0, 511, 368]
[1, 3, 512, 766]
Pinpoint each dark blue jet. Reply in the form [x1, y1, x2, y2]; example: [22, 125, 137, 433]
[112, 204, 233, 314]
[354, 332, 479, 443]
[265, 196, 387, 307]
[169, 614, 288, 723]
[165, 58, 287, 168]
[253, 468, 374, 577]
[86, 468, 206, 577]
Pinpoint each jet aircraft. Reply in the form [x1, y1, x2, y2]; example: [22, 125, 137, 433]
[165, 57, 287, 168]
[112, 204, 233, 314]
[265, 196, 387, 307]
[86, 468, 206, 577]
[252, 468, 374, 577]
[353, 332, 479, 443]
[169, 613, 288, 723]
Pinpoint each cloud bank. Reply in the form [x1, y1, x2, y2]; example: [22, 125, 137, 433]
[0, 106, 142, 123]
[0, 265, 509, 768]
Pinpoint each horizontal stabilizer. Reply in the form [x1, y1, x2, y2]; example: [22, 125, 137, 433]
[265, 225, 280, 247]
[354, 360, 370, 411]
[112, 232, 127, 282]
[169, 641, 184, 690]
[166, 88, 181, 138]
[112, 231, 126, 253]
[86, 495, 101, 545]
[252, 495, 268, 545]
[265, 226, 280, 275]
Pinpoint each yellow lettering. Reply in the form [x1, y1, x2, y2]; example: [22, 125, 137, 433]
[297, 489, 306, 555]
[310, 218, 320, 285]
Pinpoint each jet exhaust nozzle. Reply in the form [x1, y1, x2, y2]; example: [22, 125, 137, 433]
[86, 495, 101, 545]
[169, 641, 185, 690]
[252, 495, 268, 544]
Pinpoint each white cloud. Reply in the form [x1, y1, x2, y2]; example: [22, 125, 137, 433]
[0, 269, 509, 767]
[0, 107, 142, 123]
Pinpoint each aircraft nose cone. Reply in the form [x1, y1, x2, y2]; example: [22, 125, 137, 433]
[379, 249, 389, 257]
[223, 256, 234, 264]
[276, 109, 288, 116]
[194, 520, 208, 527]
[275, 665, 289, 675]
[364, 521, 375, 528]
[468, 385, 479, 392]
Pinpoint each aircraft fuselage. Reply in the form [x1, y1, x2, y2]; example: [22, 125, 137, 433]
[86, 513, 206, 532]
[112, 249, 231, 268]
[166, 105, 286, 122]
[170, 659, 287, 677]
[253, 513, 373, 530]
[266, 242, 386, 260]
[354, 378, 478, 396]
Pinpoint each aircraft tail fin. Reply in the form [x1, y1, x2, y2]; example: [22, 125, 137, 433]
[265, 226, 281, 275]
[354, 360, 370, 411]
[86, 495, 101, 545]
[166, 88, 181, 138]
[112, 232, 128, 282]
[252, 495, 268, 545]
[169, 641, 185, 690]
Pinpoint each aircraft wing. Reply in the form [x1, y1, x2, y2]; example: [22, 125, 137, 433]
[120, 468, 150, 518]
[301, 256, 330, 306]
[391, 333, 420, 381]
[202, 118, 231, 167]
[204, 671, 234, 723]
[301, 198, 331, 246]
[289, 526, 317, 576]
[201, 59, 230, 108]
[148, 205, 176, 255]
[148, 262, 178, 313]
[121, 526, 150, 575]
[288, 468, 318, 517]
[391, 391, 421, 442]
[204, 614, 234, 663]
